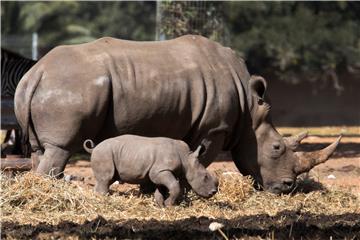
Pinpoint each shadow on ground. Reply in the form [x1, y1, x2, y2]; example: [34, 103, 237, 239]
[293, 178, 326, 194]
[298, 142, 360, 158]
[2, 212, 359, 239]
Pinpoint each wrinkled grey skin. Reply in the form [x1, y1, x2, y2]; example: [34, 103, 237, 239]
[14, 35, 340, 194]
[84, 135, 218, 207]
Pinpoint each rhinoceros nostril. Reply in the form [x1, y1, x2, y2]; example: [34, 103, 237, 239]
[209, 189, 217, 195]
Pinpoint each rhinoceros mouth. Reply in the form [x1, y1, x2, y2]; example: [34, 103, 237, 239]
[195, 188, 218, 198]
[268, 184, 295, 194]
[262, 177, 296, 194]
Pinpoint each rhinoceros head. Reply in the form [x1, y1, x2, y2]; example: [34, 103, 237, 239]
[231, 75, 341, 194]
[185, 145, 219, 198]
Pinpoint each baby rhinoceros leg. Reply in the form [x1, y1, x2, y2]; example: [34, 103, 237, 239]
[150, 170, 181, 207]
[91, 153, 116, 195]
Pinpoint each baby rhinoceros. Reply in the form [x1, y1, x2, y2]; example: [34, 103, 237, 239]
[83, 135, 218, 207]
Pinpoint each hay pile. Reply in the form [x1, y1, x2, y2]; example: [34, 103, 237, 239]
[1, 171, 359, 225]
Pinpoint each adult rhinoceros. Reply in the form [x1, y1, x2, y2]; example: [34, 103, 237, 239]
[15, 35, 340, 193]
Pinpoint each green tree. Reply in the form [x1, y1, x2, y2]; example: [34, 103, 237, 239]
[159, 1, 227, 43]
[224, 2, 360, 90]
[1, 2, 156, 53]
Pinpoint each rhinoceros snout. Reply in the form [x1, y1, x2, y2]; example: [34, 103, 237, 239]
[268, 178, 295, 194]
[282, 179, 295, 188]
[209, 188, 218, 196]
[199, 185, 218, 198]
[200, 188, 218, 198]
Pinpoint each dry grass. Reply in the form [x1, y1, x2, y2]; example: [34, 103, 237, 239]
[1, 171, 359, 226]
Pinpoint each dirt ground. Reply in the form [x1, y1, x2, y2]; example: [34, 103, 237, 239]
[2, 135, 359, 239]
[64, 136, 360, 196]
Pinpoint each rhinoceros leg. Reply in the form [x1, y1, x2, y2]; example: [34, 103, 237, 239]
[36, 143, 71, 177]
[94, 180, 112, 195]
[150, 170, 181, 207]
[154, 187, 165, 207]
[91, 151, 116, 195]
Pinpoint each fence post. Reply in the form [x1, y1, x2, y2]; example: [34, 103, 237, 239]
[32, 32, 38, 60]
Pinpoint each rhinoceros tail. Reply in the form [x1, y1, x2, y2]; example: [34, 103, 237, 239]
[83, 139, 95, 154]
[14, 67, 42, 157]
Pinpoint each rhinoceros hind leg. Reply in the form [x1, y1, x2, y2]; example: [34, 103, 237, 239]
[91, 153, 115, 195]
[36, 143, 71, 178]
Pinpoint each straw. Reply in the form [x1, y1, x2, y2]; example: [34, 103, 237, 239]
[1, 171, 358, 225]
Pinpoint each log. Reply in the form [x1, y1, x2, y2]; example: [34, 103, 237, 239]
[1, 157, 32, 171]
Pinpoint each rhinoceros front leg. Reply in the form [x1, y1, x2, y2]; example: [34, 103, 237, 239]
[94, 180, 112, 195]
[150, 171, 181, 207]
[36, 143, 71, 177]
[154, 187, 165, 207]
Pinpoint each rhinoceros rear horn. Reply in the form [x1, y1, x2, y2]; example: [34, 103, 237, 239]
[294, 136, 342, 174]
[284, 131, 308, 150]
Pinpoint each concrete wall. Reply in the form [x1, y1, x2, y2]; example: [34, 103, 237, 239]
[267, 74, 360, 127]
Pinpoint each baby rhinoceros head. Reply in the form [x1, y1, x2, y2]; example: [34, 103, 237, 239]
[185, 145, 219, 198]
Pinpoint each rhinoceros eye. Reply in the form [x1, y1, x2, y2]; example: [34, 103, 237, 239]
[257, 98, 264, 105]
[203, 174, 209, 182]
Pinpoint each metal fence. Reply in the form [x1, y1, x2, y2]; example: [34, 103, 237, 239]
[1, 33, 38, 60]
[156, 1, 229, 44]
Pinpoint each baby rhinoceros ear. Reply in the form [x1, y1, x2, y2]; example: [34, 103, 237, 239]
[193, 144, 206, 158]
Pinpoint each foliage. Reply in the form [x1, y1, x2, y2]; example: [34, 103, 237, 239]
[1, 1, 155, 53]
[224, 2, 360, 88]
[159, 1, 227, 43]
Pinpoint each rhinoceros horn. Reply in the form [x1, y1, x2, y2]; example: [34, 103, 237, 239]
[284, 131, 308, 150]
[294, 136, 342, 174]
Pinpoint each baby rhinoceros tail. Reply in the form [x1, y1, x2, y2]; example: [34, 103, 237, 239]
[83, 139, 95, 154]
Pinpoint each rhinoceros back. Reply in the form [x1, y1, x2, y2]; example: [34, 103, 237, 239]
[95, 35, 250, 148]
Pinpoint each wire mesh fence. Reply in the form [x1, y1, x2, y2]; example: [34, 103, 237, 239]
[156, 1, 229, 44]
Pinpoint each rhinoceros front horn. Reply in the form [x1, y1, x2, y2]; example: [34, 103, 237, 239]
[294, 135, 342, 174]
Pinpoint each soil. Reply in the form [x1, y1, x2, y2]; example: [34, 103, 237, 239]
[2, 136, 359, 239]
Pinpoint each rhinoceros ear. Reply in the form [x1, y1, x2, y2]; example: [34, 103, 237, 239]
[249, 75, 267, 99]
